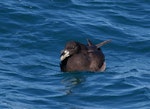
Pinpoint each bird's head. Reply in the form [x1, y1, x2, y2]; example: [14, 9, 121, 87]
[60, 41, 80, 61]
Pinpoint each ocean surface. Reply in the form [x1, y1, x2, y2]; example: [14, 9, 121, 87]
[0, 0, 150, 109]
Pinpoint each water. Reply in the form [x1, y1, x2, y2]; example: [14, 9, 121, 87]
[0, 0, 150, 109]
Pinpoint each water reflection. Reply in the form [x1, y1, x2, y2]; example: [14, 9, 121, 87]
[61, 72, 86, 95]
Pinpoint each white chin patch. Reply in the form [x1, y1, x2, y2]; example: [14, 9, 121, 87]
[60, 50, 70, 61]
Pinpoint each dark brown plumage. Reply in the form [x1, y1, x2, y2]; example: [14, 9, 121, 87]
[60, 39, 111, 72]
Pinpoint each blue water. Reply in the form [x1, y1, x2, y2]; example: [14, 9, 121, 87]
[0, 0, 150, 109]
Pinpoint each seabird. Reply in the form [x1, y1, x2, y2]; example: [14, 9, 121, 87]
[60, 39, 111, 72]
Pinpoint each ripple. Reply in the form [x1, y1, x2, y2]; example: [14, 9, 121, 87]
[0, 0, 150, 109]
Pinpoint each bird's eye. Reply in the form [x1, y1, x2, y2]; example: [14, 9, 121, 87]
[68, 46, 76, 49]
[72, 46, 76, 49]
